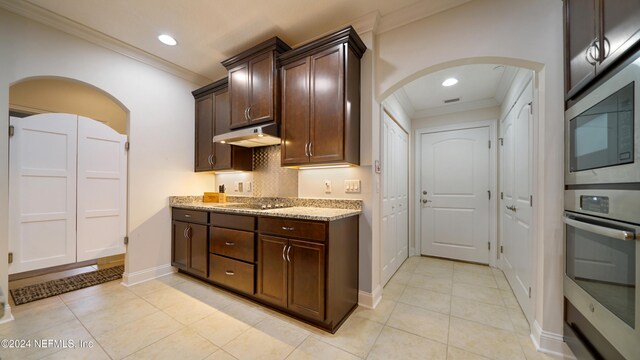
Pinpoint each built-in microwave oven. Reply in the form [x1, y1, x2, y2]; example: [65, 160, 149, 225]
[565, 56, 640, 186]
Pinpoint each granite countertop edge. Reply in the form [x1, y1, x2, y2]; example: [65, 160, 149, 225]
[171, 202, 362, 221]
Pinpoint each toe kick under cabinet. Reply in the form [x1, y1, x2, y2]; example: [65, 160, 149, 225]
[171, 207, 359, 332]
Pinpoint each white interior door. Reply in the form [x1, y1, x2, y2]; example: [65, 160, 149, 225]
[420, 126, 490, 264]
[77, 116, 127, 262]
[500, 81, 534, 323]
[9, 114, 77, 274]
[381, 112, 409, 285]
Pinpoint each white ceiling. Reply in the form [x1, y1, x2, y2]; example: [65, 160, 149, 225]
[395, 63, 518, 118]
[14, 0, 470, 83]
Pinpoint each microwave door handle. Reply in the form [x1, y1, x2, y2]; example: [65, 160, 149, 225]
[563, 215, 637, 241]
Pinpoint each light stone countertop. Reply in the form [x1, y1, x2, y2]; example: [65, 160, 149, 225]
[171, 201, 361, 221]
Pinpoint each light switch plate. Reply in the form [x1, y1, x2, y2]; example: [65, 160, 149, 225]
[245, 181, 252, 192]
[344, 180, 361, 193]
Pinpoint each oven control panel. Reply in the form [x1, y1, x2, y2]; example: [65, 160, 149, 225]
[580, 195, 610, 214]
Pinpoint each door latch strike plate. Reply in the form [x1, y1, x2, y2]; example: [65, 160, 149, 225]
[8, 252, 13, 264]
[530, 195, 533, 207]
[500, 192, 503, 200]
[9, 125, 14, 137]
[124, 236, 129, 245]
[500, 245, 503, 254]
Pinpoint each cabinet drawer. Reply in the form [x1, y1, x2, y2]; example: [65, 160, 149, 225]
[210, 227, 255, 262]
[172, 208, 208, 224]
[258, 217, 326, 242]
[209, 254, 254, 294]
[210, 212, 255, 231]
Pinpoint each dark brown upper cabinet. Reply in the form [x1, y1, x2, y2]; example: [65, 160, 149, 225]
[564, 0, 640, 103]
[279, 27, 366, 167]
[192, 78, 252, 172]
[222, 38, 291, 130]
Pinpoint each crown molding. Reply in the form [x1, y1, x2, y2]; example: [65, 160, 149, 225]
[377, 0, 471, 34]
[413, 98, 498, 119]
[393, 88, 416, 118]
[0, 0, 212, 86]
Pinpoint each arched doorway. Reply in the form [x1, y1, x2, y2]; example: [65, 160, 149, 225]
[8, 77, 129, 280]
[379, 58, 542, 325]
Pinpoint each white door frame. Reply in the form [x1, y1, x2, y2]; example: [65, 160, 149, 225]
[414, 119, 498, 267]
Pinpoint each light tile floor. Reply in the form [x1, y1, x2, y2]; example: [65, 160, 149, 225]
[0, 256, 565, 360]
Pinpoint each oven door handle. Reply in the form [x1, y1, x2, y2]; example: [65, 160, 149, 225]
[563, 215, 637, 241]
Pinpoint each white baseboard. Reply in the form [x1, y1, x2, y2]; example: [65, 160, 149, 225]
[531, 320, 576, 359]
[358, 285, 382, 309]
[0, 304, 14, 324]
[121, 264, 176, 287]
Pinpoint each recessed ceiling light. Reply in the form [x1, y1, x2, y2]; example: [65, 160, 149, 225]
[158, 34, 177, 46]
[442, 78, 458, 87]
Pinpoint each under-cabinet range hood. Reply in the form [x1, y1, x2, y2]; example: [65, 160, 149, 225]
[213, 123, 280, 147]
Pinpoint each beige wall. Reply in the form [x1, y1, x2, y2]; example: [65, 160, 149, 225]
[0, 8, 215, 322]
[10, 78, 127, 134]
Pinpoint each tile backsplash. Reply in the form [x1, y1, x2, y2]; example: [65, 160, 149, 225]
[253, 145, 298, 197]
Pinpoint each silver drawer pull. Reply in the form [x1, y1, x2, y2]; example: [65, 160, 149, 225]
[225, 241, 235, 246]
[281, 226, 295, 231]
[225, 270, 235, 276]
[184, 214, 191, 218]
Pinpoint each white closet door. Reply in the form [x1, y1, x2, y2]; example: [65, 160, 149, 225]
[500, 80, 535, 324]
[381, 112, 409, 286]
[9, 114, 77, 274]
[77, 116, 127, 262]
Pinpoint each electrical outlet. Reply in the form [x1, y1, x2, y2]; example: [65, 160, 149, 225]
[238, 181, 243, 192]
[234, 181, 240, 192]
[324, 179, 332, 193]
[245, 181, 252, 192]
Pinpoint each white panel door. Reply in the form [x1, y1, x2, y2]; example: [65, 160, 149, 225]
[500, 81, 534, 323]
[9, 114, 77, 274]
[381, 112, 409, 286]
[77, 116, 127, 261]
[421, 126, 490, 263]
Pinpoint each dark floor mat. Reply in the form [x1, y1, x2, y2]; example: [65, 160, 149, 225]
[10, 265, 124, 305]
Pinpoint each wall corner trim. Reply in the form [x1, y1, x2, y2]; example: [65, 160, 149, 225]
[531, 320, 576, 359]
[358, 285, 382, 309]
[121, 264, 176, 287]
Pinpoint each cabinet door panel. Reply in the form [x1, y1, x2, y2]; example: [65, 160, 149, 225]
[195, 95, 214, 171]
[172, 221, 189, 270]
[565, 0, 597, 99]
[249, 52, 274, 124]
[310, 45, 344, 163]
[600, 0, 640, 71]
[288, 239, 325, 321]
[256, 235, 288, 307]
[213, 90, 232, 170]
[188, 223, 208, 278]
[229, 63, 250, 129]
[281, 58, 310, 165]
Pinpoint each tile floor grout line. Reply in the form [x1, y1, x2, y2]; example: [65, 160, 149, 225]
[57, 295, 114, 360]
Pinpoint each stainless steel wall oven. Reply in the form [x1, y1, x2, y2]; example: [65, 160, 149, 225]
[564, 55, 640, 360]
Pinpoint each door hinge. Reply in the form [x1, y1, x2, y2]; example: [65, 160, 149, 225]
[124, 236, 129, 245]
[530, 195, 533, 207]
[8, 252, 13, 264]
[499, 137, 503, 146]
[488, 190, 491, 200]
[529, 101, 533, 114]
[528, 287, 532, 298]
[9, 125, 14, 137]
[488, 242, 491, 251]
[488, 140, 491, 149]
[500, 192, 504, 200]
[125, 142, 130, 151]
[500, 245, 503, 254]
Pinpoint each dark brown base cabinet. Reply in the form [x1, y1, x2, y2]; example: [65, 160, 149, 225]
[256, 216, 358, 330]
[171, 209, 209, 278]
[171, 207, 359, 332]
